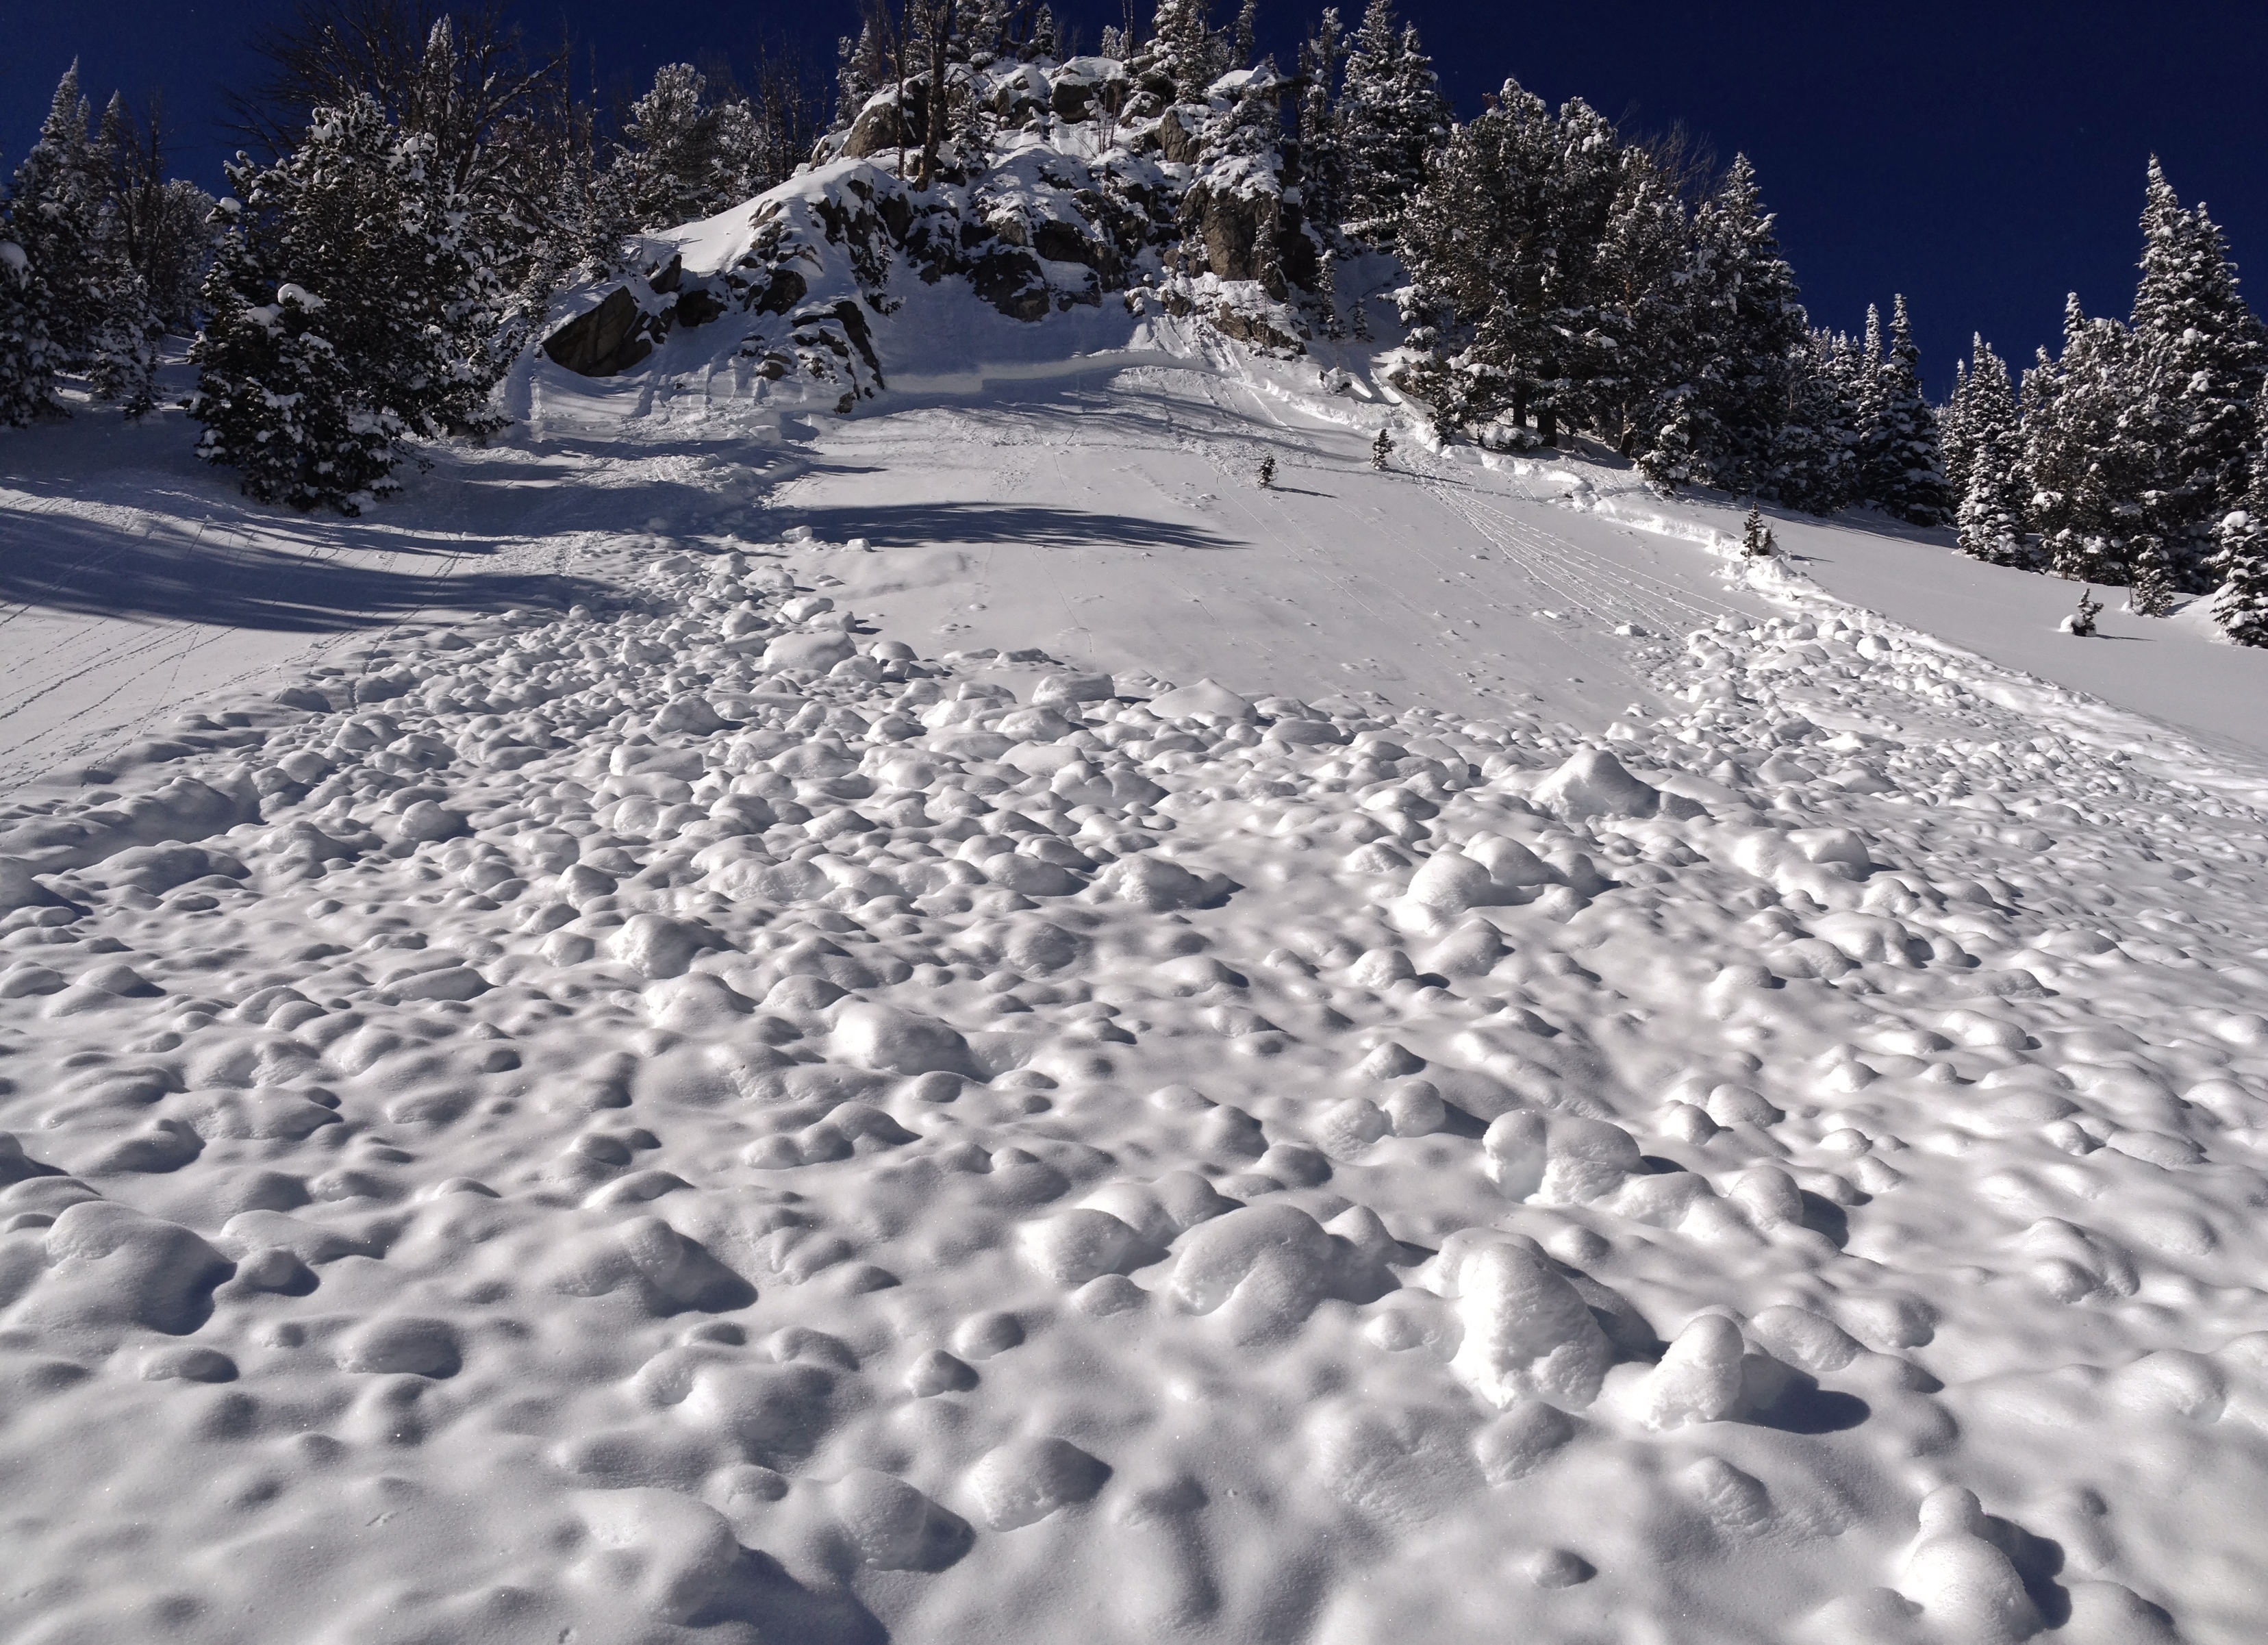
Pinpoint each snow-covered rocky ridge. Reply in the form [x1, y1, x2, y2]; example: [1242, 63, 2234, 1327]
[4, 339, 2268, 1645]
[536, 59, 1328, 409]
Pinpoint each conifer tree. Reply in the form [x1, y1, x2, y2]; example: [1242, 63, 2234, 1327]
[1582, 147, 1691, 458]
[1769, 334, 1859, 513]
[2024, 294, 2152, 583]
[7, 63, 162, 417]
[1639, 155, 1807, 497]
[2210, 382, 2268, 645]
[1144, 0, 1227, 101]
[1336, 1, 1447, 249]
[192, 94, 505, 512]
[607, 65, 729, 231]
[1939, 357, 1972, 502]
[1296, 9, 1348, 251]
[1953, 338, 2026, 564]
[1869, 294, 1950, 523]
[2213, 503, 2268, 644]
[2127, 158, 2265, 576]
[0, 234, 56, 426]
[1851, 302, 1887, 493]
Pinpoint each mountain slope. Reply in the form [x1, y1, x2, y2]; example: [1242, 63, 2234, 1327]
[1, 322, 2266, 1645]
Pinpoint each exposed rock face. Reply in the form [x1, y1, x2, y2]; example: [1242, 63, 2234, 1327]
[543, 288, 653, 377]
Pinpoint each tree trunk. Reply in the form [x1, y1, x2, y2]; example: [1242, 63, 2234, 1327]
[916, 0, 955, 192]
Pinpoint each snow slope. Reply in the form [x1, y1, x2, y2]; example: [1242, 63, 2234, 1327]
[3, 328, 2268, 1645]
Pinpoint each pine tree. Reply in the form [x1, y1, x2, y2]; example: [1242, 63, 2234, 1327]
[1336, 1, 1447, 249]
[1769, 333, 1859, 513]
[2025, 293, 2152, 584]
[1144, 0, 1227, 101]
[1296, 9, 1349, 251]
[1940, 357, 1972, 501]
[192, 94, 506, 512]
[2126, 535, 2176, 614]
[2128, 158, 2265, 579]
[1954, 337, 2027, 564]
[1742, 505, 1776, 558]
[1941, 334, 2016, 509]
[837, 24, 890, 130]
[1867, 294, 1950, 523]
[1372, 426, 1392, 467]
[1639, 155, 1808, 497]
[8, 63, 103, 397]
[0, 234, 57, 426]
[7, 63, 162, 417]
[1851, 302, 1888, 493]
[607, 64, 727, 231]
[1582, 147, 1690, 459]
[2210, 382, 2268, 644]
[2214, 503, 2268, 644]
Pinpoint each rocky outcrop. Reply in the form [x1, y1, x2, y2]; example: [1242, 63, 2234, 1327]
[543, 288, 654, 377]
[538, 54, 1324, 395]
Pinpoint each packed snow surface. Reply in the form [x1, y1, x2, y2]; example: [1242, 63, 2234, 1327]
[3, 330, 2268, 1645]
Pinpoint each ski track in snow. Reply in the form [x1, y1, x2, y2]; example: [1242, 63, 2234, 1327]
[1, 344, 2267, 1645]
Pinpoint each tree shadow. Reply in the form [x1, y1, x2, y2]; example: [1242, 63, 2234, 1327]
[0, 506, 608, 630]
[777, 501, 1236, 552]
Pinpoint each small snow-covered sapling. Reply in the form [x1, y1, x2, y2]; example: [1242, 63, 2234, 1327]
[1371, 429, 1393, 470]
[1258, 456, 1276, 488]
[1741, 507, 1777, 560]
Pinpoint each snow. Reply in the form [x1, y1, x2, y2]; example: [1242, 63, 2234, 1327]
[2, 320, 2267, 1645]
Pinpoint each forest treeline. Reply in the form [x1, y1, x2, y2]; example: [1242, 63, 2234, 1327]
[0, 0, 2260, 642]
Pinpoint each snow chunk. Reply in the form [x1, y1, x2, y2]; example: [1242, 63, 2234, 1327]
[1641, 1314, 1746, 1427]
[1166, 1202, 1338, 1343]
[967, 1436, 1111, 1530]
[607, 914, 711, 979]
[831, 1001, 974, 1075]
[1150, 678, 1253, 720]
[762, 631, 857, 672]
[1533, 747, 1661, 820]
[1431, 1228, 1613, 1410]
[1899, 1486, 2042, 1643]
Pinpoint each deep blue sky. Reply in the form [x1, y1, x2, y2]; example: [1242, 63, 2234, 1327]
[8, 0, 2265, 395]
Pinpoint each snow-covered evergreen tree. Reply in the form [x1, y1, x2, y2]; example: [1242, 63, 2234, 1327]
[0, 233, 57, 426]
[1395, 83, 1625, 447]
[7, 64, 162, 417]
[2024, 293, 2152, 583]
[1639, 155, 1807, 497]
[1953, 337, 2026, 564]
[1582, 146, 1692, 458]
[607, 65, 733, 232]
[2210, 382, 2268, 645]
[837, 23, 892, 131]
[2126, 158, 2265, 579]
[1769, 333, 1860, 514]
[1939, 357, 1972, 501]
[1336, 1, 1448, 249]
[192, 94, 506, 512]
[1865, 294, 1950, 523]
[1144, 0, 1229, 101]
[2214, 503, 2268, 644]
[1295, 9, 1349, 249]
[1941, 335, 2017, 511]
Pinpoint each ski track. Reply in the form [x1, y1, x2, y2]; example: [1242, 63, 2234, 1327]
[0, 347, 2266, 1645]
